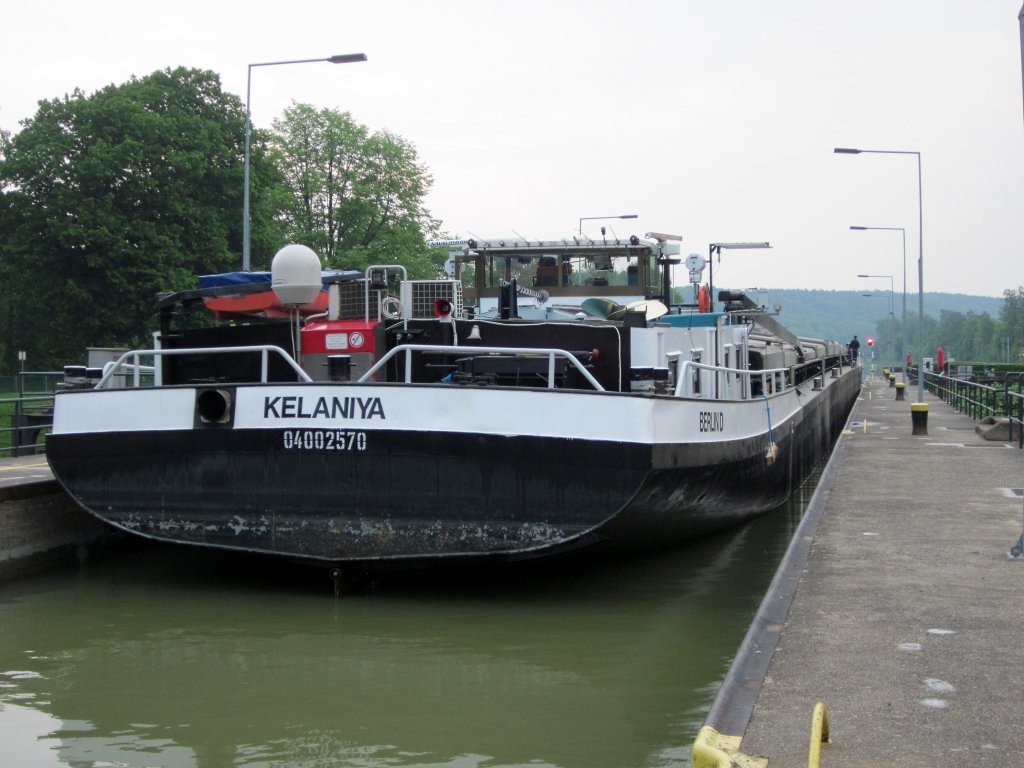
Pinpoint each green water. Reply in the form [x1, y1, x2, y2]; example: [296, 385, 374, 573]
[0, 496, 807, 768]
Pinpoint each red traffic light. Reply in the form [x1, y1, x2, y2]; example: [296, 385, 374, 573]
[866, 337, 875, 346]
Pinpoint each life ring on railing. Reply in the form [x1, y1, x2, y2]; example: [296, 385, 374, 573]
[697, 285, 711, 313]
[381, 296, 403, 320]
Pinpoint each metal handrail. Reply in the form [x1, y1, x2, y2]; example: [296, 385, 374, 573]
[359, 344, 606, 391]
[360, 343, 843, 400]
[0, 371, 64, 457]
[671, 355, 794, 399]
[364, 264, 407, 324]
[1, 393, 55, 457]
[925, 371, 1024, 448]
[95, 345, 312, 388]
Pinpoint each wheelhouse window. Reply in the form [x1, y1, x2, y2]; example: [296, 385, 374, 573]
[449, 242, 665, 313]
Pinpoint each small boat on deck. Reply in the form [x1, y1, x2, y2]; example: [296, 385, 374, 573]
[46, 234, 860, 565]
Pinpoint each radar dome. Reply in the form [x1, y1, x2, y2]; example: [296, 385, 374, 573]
[271, 244, 321, 305]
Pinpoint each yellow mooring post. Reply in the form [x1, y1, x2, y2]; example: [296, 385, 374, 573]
[911, 402, 929, 435]
[807, 702, 830, 768]
[691, 726, 767, 768]
[895, 382, 905, 401]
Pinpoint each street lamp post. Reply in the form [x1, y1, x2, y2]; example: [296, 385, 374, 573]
[1019, 3, 1024, 125]
[834, 147, 924, 403]
[858, 273, 895, 367]
[243, 53, 367, 271]
[578, 214, 638, 237]
[707, 242, 771, 312]
[851, 225, 907, 383]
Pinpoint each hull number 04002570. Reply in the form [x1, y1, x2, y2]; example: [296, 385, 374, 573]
[283, 429, 367, 452]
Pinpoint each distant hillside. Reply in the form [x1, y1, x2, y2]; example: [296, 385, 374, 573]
[719, 288, 1002, 343]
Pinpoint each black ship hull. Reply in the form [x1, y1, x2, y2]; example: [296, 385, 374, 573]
[47, 368, 859, 563]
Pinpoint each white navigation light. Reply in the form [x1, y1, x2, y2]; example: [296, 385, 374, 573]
[685, 254, 706, 281]
[271, 244, 322, 305]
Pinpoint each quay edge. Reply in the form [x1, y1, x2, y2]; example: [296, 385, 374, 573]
[0, 476, 122, 583]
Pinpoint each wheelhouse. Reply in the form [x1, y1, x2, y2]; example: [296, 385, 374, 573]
[441, 236, 675, 312]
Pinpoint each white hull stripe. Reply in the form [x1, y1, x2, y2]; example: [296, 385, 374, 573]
[52, 383, 816, 445]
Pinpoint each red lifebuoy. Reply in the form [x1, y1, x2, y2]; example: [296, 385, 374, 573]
[698, 285, 710, 313]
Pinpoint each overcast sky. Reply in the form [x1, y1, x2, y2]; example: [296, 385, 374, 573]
[3, 1, 1022, 299]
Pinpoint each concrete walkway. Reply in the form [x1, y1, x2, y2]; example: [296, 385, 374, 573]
[739, 374, 1024, 765]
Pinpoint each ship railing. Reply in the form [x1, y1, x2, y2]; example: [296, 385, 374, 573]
[360, 344, 606, 391]
[95, 346, 312, 388]
[670, 354, 792, 400]
[364, 264, 408, 324]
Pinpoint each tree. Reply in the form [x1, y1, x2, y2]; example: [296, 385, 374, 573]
[272, 104, 444, 277]
[936, 309, 966, 358]
[961, 311, 997, 361]
[1001, 287, 1024, 362]
[0, 67, 286, 370]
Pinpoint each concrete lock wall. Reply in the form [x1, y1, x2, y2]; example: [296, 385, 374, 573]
[0, 482, 120, 582]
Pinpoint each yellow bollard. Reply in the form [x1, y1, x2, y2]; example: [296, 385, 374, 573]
[911, 402, 928, 435]
[895, 382, 905, 401]
[691, 726, 767, 768]
[808, 702, 830, 768]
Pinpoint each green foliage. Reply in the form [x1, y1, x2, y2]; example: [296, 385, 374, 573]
[272, 104, 443, 278]
[740, 287, 1018, 365]
[0, 72, 447, 373]
[0, 67, 287, 369]
[1000, 287, 1024, 361]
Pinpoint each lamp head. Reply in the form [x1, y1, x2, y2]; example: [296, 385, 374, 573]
[329, 53, 368, 64]
[710, 242, 771, 250]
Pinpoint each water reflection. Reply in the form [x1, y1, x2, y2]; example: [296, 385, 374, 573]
[0, 487, 813, 768]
